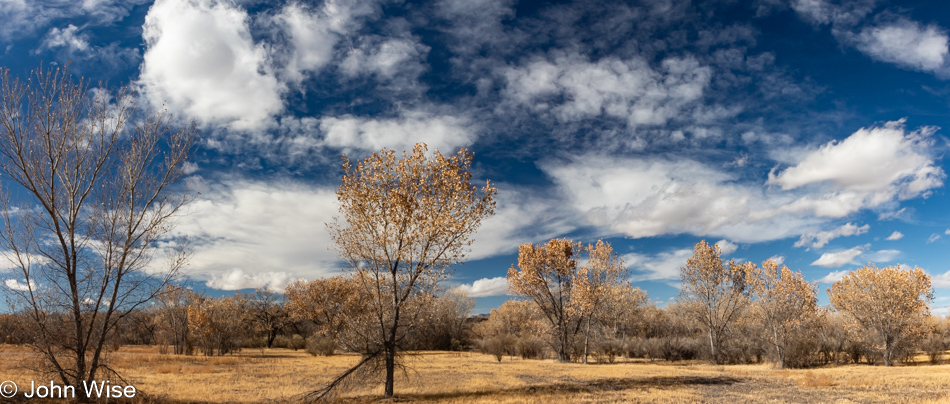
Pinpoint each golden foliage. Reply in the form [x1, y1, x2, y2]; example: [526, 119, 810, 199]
[828, 264, 934, 366]
[678, 240, 756, 364]
[507, 238, 643, 363]
[750, 259, 819, 368]
[326, 143, 495, 397]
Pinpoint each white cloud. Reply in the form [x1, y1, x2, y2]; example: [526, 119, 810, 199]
[853, 20, 949, 75]
[503, 53, 714, 130]
[934, 271, 950, 289]
[4, 279, 35, 291]
[811, 246, 863, 267]
[790, 0, 875, 27]
[540, 120, 942, 244]
[271, 0, 381, 85]
[715, 240, 737, 255]
[945, 229, 950, 235]
[768, 255, 785, 266]
[929, 233, 941, 243]
[139, 0, 285, 131]
[320, 110, 476, 153]
[767, 119, 944, 218]
[467, 185, 576, 261]
[172, 177, 546, 289]
[0, 0, 147, 41]
[865, 249, 900, 262]
[172, 179, 341, 286]
[625, 248, 694, 282]
[817, 269, 849, 284]
[794, 222, 869, 249]
[205, 268, 297, 292]
[886, 231, 904, 240]
[456, 277, 509, 297]
[341, 37, 429, 82]
[41, 24, 89, 52]
[541, 155, 819, 243]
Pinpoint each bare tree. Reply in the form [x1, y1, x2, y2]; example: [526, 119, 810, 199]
[0, 66, 194, 395]
[324, 143, 495, 398]
[828, 264, 933, 366]
[155, 284, 200, 355]
[247, 289, 291, 348]
[678, 240, 755, 364]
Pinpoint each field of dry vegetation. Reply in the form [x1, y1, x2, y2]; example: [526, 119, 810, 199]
[2, 345, 949, 403]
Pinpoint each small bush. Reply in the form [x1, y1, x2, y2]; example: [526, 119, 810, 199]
[290, 334, 306, 350]
[306, 335, 337, 356]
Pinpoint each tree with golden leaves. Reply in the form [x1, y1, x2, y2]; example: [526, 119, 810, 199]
[828, 264, 933, 366]
[750, 259, 819, 368]
[285, 275, 356, 352]
[678, 240, 755, 364]
[573, 240, 630, 364]
[507, 238, 582, 362]
[324, 143, 495, 399]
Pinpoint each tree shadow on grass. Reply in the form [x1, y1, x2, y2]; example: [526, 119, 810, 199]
[343, 375, 743, 402]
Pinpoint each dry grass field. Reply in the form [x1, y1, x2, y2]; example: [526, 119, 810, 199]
[1, 345, 949, 403]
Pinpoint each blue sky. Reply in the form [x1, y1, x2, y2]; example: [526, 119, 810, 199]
[2, 0, 950, 314]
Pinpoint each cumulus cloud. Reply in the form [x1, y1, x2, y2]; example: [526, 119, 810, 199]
[171, 177, 551, 289]
[271, 0, 381, 85]
[456, 277, 509, 297]
[4, 279, 35, 291]
[625, 248, 694, 282]
[767, 119, 944, 217]
[811, 246, 863, 267]
[503, 53, 714, 130]
[886, 231, 903, 240]
[467, 185, 576, 261]
[40, 24, 89, 52]
[817, 269, 850, 284]
[341, 37, 429, 82]
[865, 249, 900, 262]
[794, 222, 869, 249]
[0, 0, 148, 41]
[929, 233, 941, 243]
[934, 271, 950, 289]
[716, 240, 737, 255]
[172, 178, 341, 287]
[541, 155, 816, 242]
[139, 0, 285, 131]
[853, 20, 949, 75]
[320, 110, 476, 153]
[205, 268, 297, 292]
[768, 255, 785, 266]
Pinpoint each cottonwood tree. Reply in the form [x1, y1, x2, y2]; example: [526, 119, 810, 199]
[828, 264, 933, 366]
[573, 240, 630, 364]
[750, 259, 819, 368]
[507, 238, 582, 362]
[474, 300, 548, 361]
[247, 289, 291, 348]
[0, 66, 194, 395]
[155, 284, 201, 355]
[320, 143, 495, 399]
[678, 240, 755, 364]
[285, 276, 356, 353]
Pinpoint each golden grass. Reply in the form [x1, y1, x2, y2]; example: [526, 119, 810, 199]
[0, 346, 949, 403]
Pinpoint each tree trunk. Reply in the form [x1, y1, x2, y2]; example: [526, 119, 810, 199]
[583, 315, 591, 364]
[384, 343, 395, 397]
